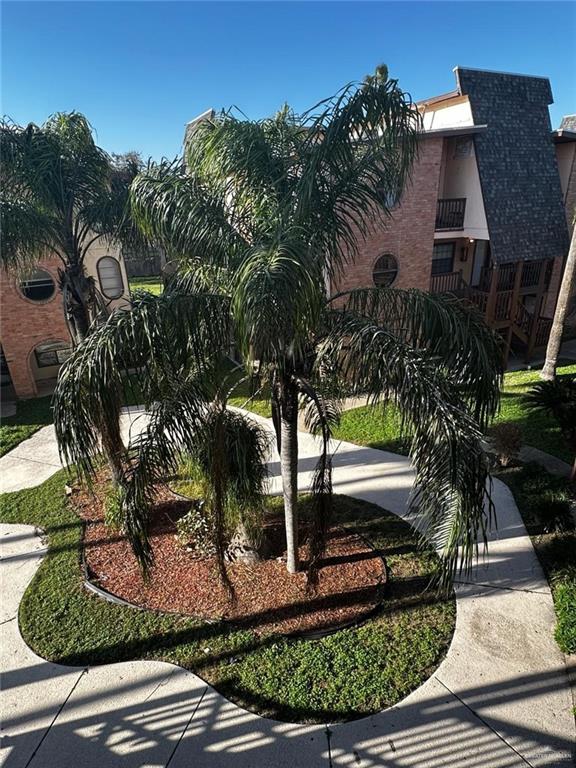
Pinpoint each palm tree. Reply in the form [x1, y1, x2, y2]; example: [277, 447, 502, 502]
[54, 288, 269, 590]
[541, 222, 576, 381]
[1, 113, 142, 344]
[131, 70, 502, 582]
[55, 68, 503, 588]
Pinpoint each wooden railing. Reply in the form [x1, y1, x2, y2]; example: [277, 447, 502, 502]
[478, 263, 516, 292]
[535, 317, 553, 347]
[494, 290, 514, 321]
[478, 260, 547, 294]
[428, 260, 553, 358]
[520, 260, 544, 289]
[435, 198, 466, 230]
[469, 290, 488, 314]
[514, 301, 533, 337]
[429, 270, 469, 295]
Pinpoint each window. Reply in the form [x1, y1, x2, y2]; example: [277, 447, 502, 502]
[431, 242, 455, 276]
[372, 254, 398, 287]
[20, 269, 55, 302]
[34, 341, 72, 368]
[97, 256, 124, 299]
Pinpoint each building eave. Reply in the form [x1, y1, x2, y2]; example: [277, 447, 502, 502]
[552, 129, 576, 144]
[420, 124, 488, 138]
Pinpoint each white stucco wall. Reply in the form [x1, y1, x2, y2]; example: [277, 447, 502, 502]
[83, 238, 131, 310]
[439, 136, 489, 241]
[555, 142, 576, 202]
[421, 97, 474, 131]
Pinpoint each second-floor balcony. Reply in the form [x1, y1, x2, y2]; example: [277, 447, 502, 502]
[435, 198, 466, 230]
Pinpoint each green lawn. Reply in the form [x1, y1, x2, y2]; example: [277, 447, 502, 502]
[228, 376, 272, 418]
[1, 473, 454, 722]
[128, 275, 163, 295]
[0, 396, 53, 457]
[495, 365, 576, 463]
[334, 364, 576, 463]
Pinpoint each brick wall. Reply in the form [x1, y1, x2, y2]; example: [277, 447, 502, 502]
[331, 136, 444, 295]
[0, 258, 71, 398]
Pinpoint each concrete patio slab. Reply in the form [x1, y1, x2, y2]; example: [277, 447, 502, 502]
[328, 676, 531, 768]
[0, 526, 85, 768]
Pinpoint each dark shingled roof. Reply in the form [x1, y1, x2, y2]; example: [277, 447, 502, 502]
[455, 68, 570, 264]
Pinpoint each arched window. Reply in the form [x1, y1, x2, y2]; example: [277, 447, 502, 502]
[372, 254, 398, 287]
[34, 340, 72, 368]
[97, 256, 124, 299]
[19, 268, 55, 302]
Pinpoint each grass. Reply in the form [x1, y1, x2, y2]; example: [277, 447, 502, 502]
[493, 463, 576, 655]
[1, 474, 454, 722]
[129, 275, 163, 295]
[228, 376, 272, 418]
[0, 396, 53, 457]
[333, 363, 576, 463]
[495, 364, 576, 463]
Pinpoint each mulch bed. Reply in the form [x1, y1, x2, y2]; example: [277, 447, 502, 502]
[74, 473, 387, 636]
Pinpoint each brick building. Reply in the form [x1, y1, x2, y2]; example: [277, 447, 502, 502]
[331, 67, 572, 364]
[0, 243, 130, 399]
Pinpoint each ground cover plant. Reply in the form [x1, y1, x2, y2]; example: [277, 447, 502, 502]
[0, 473, 455, 722]
[0, 395, 53, 456]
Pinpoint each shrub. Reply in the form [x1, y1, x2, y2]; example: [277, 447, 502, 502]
[104, 485, 126, 532]
[175, 500, 216, 556]
[489, 422, 523, 467]
[537, 496, 575, 534]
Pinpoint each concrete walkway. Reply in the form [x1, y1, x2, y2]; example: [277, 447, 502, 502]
[1, 411, 575, 767]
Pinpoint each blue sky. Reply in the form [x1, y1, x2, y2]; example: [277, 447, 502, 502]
[3, 1, 575, 159]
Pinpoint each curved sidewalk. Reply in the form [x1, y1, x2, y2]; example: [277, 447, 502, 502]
[1, 415, 575, 767]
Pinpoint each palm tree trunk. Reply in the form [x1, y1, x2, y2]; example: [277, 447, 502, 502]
[541, 226, 576, 381]
[211, 408, 234, 598]
[59, 264, 94, 345]
[280, 377, 299, 573]
[97, 396, 126, 486]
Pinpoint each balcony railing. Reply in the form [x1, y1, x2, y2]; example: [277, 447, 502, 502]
[429, 270, 469, 295]
[435, 198, 466, 230]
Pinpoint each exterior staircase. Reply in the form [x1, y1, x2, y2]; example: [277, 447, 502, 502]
[429, 259, 554, 363]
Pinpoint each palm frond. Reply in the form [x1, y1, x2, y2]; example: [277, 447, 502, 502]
[293, 375, 340, 585]
[332, 287, 503, 428]
[316, 310, 493, 586]
[232, 236, 325, 365]
[129, 158, 246, 266]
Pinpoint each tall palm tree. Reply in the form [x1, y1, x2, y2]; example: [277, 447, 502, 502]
[55, 69, 503, 588]
[1, 113, 142, 344]
[541, 222, 576, 381]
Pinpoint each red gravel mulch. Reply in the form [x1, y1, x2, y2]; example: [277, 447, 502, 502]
[74, 474, 386, 636]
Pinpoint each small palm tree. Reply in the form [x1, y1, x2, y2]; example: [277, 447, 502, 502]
[1, 113, 142, 343]
[54, 289, 269, 590]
